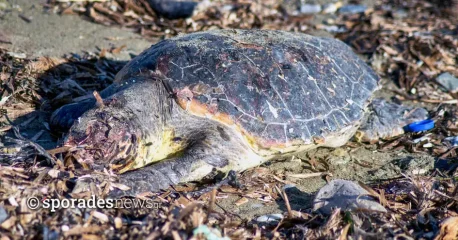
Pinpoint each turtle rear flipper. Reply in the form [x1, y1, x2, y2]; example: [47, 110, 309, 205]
[356, 98, 429, 143]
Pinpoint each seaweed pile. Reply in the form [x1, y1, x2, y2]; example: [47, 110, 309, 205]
[1, 0, 458, 239]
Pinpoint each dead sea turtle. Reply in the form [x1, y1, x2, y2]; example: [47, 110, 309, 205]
[51, 29, 428, 196]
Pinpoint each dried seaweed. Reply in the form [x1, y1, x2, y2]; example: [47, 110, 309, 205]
[2, 0, 458, 239]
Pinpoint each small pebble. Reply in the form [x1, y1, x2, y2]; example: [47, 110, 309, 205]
[316, 25, 347, 33]
[221, 4, 233, 12]
[338, 4, 367, 14]
[436, 72, 458, 92]
[256, 213, 283, 223]
[61, 225, 69, 232]
[148, 0, 198, 19]
[8, 196, 18, 207]
[313, 179, 387, 215]
[0, 2, 9, 10]
[444, 136, 458, 146]
[0, 207, 7, 224]
[324, 18, 335, 25]
[393, 9, 408, 19]
[423, 143, 433, 148]
[193, 225, 230, 240]
[250, 203, 264, 209]
[7, 52, 26, 59]
[413, 135, 431, 144]
[322, 2, 342, 14]
[380, 5, 392, 11]
[283, 184, 296, 190]
[115, 217, 123, 229]
[300, 4, 322, 14]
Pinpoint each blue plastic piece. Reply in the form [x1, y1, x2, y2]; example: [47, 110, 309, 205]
[404, 119, 435, 132]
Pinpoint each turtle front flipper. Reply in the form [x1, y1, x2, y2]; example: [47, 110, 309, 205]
[108, 148, 231, 197]
[50, 100, 96, 131]
[356, 98, 429, 143]
[109, 155, 193, 197]
[50, 83, 119, 131]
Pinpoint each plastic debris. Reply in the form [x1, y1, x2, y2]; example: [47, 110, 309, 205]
[404, 119, 435, 133]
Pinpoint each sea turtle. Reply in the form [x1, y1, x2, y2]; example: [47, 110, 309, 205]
[51, 29, 428, 196]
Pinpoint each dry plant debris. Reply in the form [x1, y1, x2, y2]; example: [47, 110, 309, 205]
[45, 0, 315, 39]
[1, 0, 458, 239]
[336, 0, 458, 103]
[45, 0, 458, 101]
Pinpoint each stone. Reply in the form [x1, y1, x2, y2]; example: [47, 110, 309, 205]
[0, 206, 7, 224]
[322, 2, 342, 14]
[281, 0, 301, 16]
[393, 9, 408, 19]
[394, 155, 434, 175]
[148, 0, 199, 19]
[316, 25, 347, 33]
[338, 4, 367, 14]
[193, 225, 230, 240]
[300, 4, 322, 14]
[444, 136, 458, 146]
[313, 179, 387, 215]
[436, 72, 458, 92]
[283, 184, 296, 190]
[256, 213, 283, 223]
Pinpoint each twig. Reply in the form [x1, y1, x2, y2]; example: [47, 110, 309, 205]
[93, 91, 105, 108]
[286, 172, 328, 179]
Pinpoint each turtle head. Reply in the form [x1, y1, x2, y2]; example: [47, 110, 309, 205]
[62, 80, 181, 173]
[63, 104, 143, 173]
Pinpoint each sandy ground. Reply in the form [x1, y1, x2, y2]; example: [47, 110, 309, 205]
[0, 0, 153, 60]
[0, 0, 437, 221]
